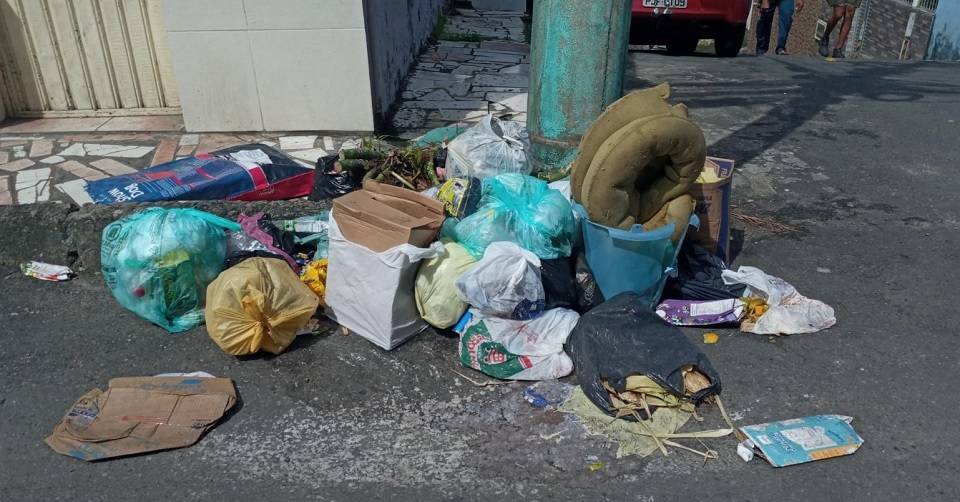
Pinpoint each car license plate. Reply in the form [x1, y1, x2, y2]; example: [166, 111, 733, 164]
[643, 0, 688, 8]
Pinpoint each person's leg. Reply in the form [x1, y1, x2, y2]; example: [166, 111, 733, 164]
[823, 5, 844, 38]
[755, 2, 776, 54]
[776, 0, 795, 52]
[835, 4, 857, 50]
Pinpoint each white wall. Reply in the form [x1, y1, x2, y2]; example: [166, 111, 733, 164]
[164, 0, 375, 132]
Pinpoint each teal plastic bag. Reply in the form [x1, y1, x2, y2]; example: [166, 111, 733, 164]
[101, 208, 241, 333]
[445, 174, 575, 259]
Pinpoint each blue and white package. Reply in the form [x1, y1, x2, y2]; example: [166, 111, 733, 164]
[739, 415, 864, 467]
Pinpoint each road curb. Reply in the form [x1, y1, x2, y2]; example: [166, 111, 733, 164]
[0, 200, 331, 273]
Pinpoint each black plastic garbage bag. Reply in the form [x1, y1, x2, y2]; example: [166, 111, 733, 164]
[566, 292, 722, 417]
[574, 251, 604, 313]
[665, 242, 746, 301]
[309, 154, 362, 200]
[541, 257, 577, 311]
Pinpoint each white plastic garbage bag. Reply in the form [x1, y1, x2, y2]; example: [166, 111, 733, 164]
[457, 308, 579, 380]
[456, 241, 545, 320]
[325, 214, 443, 350]
[722, 266, 836, 335]
[445, 114, 530, 179]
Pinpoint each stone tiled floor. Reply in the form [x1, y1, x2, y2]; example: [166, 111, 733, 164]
[0, 7, 530, 206]
[392, 8, 530, 137]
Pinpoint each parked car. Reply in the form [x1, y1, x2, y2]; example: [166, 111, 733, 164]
[630, 0, 752, 57]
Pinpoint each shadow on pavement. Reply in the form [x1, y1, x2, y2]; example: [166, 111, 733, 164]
[625, 55, 960, 169]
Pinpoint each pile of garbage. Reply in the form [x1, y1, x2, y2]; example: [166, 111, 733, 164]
[42, 84, 852, 468]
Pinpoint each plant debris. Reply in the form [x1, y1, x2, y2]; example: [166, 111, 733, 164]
[337, 139, 441, 191]
[730, 205, 799, 234]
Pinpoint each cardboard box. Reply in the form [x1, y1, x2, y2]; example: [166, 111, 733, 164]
[687, 156, 734, 261]
[332, 180, 445, 253]
[45, 376, 236, 461]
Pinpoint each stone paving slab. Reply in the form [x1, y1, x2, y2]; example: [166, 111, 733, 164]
[390, 8, 530, 136]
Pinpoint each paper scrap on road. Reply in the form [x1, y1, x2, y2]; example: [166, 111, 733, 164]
[45, 376, 237, 461]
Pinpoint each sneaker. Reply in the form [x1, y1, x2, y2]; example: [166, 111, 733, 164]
[832, 48, 845, 59]
[818, 36, 830, 57]
[775, 47, 788, 55]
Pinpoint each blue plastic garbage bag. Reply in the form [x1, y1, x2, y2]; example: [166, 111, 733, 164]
[101, 208, 241, 333]
[444, 173, 575, 259]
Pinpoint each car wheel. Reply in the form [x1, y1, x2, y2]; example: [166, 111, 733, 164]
[715, 24, 746, 57]
[666, 36, 698, 56]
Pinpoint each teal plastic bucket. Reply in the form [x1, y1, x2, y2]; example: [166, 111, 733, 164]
[573, 203, 697, 308]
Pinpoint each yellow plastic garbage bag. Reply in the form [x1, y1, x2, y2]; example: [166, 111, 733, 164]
[415, 240, 477, 328]
[206, 257, 320, 355]
[300, 259, 329, 306]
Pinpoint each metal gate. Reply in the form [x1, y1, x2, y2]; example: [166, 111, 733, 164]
[0, 0, 179, 117]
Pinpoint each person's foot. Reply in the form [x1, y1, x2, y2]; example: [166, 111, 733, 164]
[832, 47, 845, 59]
[818, 36, 831, 57]
[756, 50, 767, 56]
[775, 47, 788, 55]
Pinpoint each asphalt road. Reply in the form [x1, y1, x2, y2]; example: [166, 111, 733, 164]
[2, 52, 959, 501]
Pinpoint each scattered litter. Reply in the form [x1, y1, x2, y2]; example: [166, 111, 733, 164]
[588, 461, 605, 472]
[46, 376, 236, 461]
[300, 259, 329, 305]
[331, 180, 444, 253]
[154, 371, 216, 378]
[446, 114, 530, 179]
[817, 267, 832, 274]
[456, 241, 545, 320]
[523, 387, 551, 409]
[101, 208, 239, 333]
[656, 298, 744, 326]
[445, 173, 575, 260]
[455, 307, 578, 381]
[20, 261, 75, 282]
[688, 156, 735, 260]
[415, 240, 478, 328]
[436, 177, 482, 218]
[86, 144, 314, 203]
[665, 242, 746, 301]
[568, 293, 722, 415]
[309, 154, 361, 200]
[452, 369, 514, 387]
[738, 415, 863, 467]
[541, 256, 577, 311]
[571, 83, 704, 231]
[206, 257, 320, 356]
[574, 202, 695, 308]
[574, 251, 605, 313]
[560, 386, 727, 459]
[325, 206, 443, 350]
[703, 332, 719, 344]
[722, 266, 836, 335]
[730, 205, 798, 234]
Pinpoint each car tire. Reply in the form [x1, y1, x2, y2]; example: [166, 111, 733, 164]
[666, 36, 699, 56]
[715, 24, 746, 57]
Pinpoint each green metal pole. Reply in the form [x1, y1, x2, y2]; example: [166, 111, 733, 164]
[528, 0, 632, 179]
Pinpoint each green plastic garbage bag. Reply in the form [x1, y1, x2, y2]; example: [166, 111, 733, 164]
[101, 208, 241, 333]
[444, 173, 575, 260]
